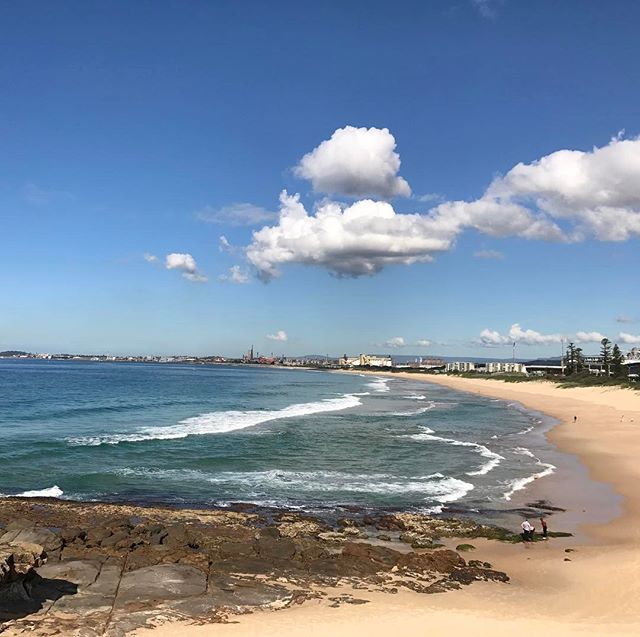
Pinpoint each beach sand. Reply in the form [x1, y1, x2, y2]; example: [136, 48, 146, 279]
[136, 375, 640, 637]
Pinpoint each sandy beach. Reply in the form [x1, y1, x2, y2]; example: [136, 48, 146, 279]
[136, 374, 640, 637]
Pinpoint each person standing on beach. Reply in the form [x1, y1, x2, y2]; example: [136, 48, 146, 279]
[521, 519, 534, 541]
[540, 516, 548, 539]
[574, 415, 578, 423]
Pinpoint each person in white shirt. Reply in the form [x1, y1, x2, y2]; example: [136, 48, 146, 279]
[521, 519, 535, 541]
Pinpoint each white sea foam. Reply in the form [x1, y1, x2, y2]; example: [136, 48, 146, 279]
[404, 427, 504, 477]
[390, 402, 437, 416]
[12, 485, 64, 498]
[502, 450, 556, 501]
[68, 393, 362, 446]
[404, 393, 427, 401]
[516, 426, 535, 435]
[113, 467, 473, 504]
[366, 377, 391, 393]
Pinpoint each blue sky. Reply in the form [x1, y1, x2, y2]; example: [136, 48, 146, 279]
[1, 0, 639, 357]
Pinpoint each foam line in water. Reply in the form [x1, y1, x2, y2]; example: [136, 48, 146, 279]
[112, 467, 474, 504]
[366, 377, 391, 393]
[405, 427, 504, 477]
[68, 393, 362, 446]
[11, 485, 64, 498]
[502, 449, 556, 501]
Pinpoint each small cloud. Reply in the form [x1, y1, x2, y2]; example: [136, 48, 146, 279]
[196, 203, 277, 226]
[616, 315, 638, 324]
[267, 330, 288, 342]
[471, 0, 503, 19]
[619, 332, 640, 345]
[218, 235, 235, 253]
[219, 265, 250, 284]
[383, 336, 406, 348]
[23, 182, 74, 206]
[473, 249, 504, 260]
[416, 339, 432, 347]
[143, 253, 159, 263]
[165, 253, 208, 283]
[416, 193, 444, 203]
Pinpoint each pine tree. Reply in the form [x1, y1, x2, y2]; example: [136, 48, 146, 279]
[612, 344, 624, 377]
[600, 338, 612, 376]
[565, 342, 577, 375]
[576, 346, 585, 373]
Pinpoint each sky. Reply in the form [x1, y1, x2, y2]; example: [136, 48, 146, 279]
[1, 0, 639, 358]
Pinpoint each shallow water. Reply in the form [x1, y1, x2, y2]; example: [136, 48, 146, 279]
[0, 360, 558, 514]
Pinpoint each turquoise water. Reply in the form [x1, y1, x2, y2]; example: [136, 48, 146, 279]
[0, 360, 555, 513]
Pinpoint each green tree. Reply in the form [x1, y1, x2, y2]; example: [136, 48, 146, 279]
[565, 342, 577, 375]
[575, 346, 585, 373]
[612, 344, 624, 377]
[600, 338, 612, 376]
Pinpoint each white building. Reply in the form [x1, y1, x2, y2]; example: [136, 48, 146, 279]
[445, 361, 476, 372]
[340, 354, 393, 368]
[483, 362, 527, 374]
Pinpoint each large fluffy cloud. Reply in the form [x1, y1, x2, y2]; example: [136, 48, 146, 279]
[165, 253, 207, 283]
[246, 191, 457, 279]
[480, 325, 615, 347]
[294, 126, 411, 198]
[244, 130, 640, 281]
[456, 134, 640, 242]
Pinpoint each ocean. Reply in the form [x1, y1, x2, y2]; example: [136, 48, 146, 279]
[0, 359, 556, 516]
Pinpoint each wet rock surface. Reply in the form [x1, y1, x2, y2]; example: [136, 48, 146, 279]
[0, 499, 510, 635]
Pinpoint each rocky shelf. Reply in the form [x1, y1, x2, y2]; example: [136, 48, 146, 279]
[0, 498, 511, 636]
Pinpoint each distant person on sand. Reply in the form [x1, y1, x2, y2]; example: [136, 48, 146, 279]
[540, 516, 548, 539]
[574, 415, 578, 423]
[521, 519, 535, 541]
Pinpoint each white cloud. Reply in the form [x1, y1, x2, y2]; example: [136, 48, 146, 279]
[243, 132, 640, 280]
[197, 203, 276, 226]
[471, 0, 502, 19]
[472, 134, 640, 242]
[165, 253, 208, 283]
[575, 331, 606, 343]
[619, 332, 640, 345]
[294, 126, 411, 198]
[383, 337, 405, 348]
[219, 265, 250, 284]
[266, 330, 288, 342]
[473, 249, 503, 259]
[416, 339, 432, 347]
[143, 253, 159, 263]
[479, 329, 509, 346]
[480, 324, 563, 346]
[218, 235, 234, 253]
[246, 191, 457, 280]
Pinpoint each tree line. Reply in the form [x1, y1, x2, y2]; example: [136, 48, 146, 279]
[564, 338, 625, 377]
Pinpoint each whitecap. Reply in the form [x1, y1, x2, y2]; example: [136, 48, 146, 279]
[502, 451, 556, 501]
[404, 427, 504, 477]
[12, 485, 64, 498]
[68, 393, 362, 446]
[366, 377, 391, 393]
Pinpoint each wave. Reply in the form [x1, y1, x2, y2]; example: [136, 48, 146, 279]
[405, 427, 504, 477]
[10, 485, 64, 498]
[502, 451, 556, 501]
[366, 377, 391, 393]
[113, 467, 474, 504]
[67, 393, 362, 446]
[391, 402, 437, 416]
[403, 394, 426, 401]
[516, 426, 534, 435]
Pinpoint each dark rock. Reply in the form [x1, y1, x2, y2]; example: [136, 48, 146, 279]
[115, 563, 207, 604]
[255, 536, 296, 561]
[100, 530, 130, 548]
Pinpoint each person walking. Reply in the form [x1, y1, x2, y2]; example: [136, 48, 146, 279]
[521, 519, 535, 541]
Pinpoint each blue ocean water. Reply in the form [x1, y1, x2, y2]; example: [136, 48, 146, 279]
[0, 360, 555, 513]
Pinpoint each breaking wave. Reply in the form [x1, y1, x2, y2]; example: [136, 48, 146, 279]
[10, 485, 64, 498]
[114, 468, 473, 504]
[67, 394, 362, 446]
[405, 427, 504, 477]
[502, 448, 556, 501]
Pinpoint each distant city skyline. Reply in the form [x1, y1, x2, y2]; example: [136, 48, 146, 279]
[1, 1, 639, 357]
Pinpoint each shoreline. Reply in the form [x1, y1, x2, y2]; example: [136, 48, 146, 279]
[133, 372, 640, 636]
